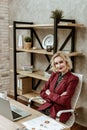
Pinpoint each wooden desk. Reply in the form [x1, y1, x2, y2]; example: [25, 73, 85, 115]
[0, 115, 20, 130]
[0, 98, 69, 130]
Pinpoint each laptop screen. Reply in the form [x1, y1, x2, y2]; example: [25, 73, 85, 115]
[0, 97, 30, 121]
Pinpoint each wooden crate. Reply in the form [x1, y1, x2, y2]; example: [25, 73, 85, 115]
[17, 77, 32, 95]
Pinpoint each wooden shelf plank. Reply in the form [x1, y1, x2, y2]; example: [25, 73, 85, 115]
[17, 70, 49, 81]
[67, 23, 84, 27]
[68, 52, 83, 57]
[16, 48, 83, 56]
[22, 90, 40, 99]
[22, 91, 45, 105]
[17, 48, 53, 55]
[9, 23, 84, 28]
[16, 24, 53, 28]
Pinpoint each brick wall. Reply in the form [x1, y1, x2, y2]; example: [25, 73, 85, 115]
[0, 0, 10, 92]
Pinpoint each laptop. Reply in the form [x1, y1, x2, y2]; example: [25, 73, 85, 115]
[0, 97, 31, 121]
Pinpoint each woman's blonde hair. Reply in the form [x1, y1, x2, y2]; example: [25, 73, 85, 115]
[50, 51, 72, 72]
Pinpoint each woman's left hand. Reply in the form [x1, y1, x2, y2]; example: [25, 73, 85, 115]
[45, 89, 51, 95]
[60, 92, 67, 96]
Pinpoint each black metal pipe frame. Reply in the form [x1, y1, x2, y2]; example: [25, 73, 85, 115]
[30, 28, 34, 91]
[13, 21, 17, 100]
[59, 31, 72, 50]
[13, 21, 33, 100]
[60, 19, 75, 23]
[14, 21, 33, 24]
[53, 18, 58, 54]
[13, 21, 51, 95]
[32, 29, 50, 62]
[71, 27, 76, 71]
[53, 18, 75, 72]
[32, 29, 51, 89]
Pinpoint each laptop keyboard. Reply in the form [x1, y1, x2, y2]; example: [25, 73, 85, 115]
[12, 111, 22, 119]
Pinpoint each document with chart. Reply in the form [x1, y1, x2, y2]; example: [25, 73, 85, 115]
[23, 115, 65, 130]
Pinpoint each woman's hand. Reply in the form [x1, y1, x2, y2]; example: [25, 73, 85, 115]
[60, 92, 67, 96]
[45, 89, 51, 95]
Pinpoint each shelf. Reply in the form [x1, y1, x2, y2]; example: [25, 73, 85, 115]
[17, 70, 49, 81]
[22, 90, 45, 106]
[10, 48, 83, 57]
[9, 23, 84, 28]
[22, 90, 40, 99]
[17, 48, 53, 55]
[66, 52, 83, 57]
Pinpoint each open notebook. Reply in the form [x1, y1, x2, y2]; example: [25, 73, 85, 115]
[0, 97, 31, 121]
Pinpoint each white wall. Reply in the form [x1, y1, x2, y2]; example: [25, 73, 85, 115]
[8, 0, 87, 127]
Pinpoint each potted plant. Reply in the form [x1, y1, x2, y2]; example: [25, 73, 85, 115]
[50, 9, 64, 23]
[24, 36, 32, 49]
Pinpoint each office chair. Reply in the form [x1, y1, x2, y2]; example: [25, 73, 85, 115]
[29, 73, 83, 130]
[56, 73, 83, 129]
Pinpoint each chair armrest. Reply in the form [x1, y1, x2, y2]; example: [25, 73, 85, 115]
[29, 96, 42, 103]
[57, 109, 74, 117]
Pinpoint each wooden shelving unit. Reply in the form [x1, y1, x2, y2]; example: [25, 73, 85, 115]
[12, 19, 84, 100]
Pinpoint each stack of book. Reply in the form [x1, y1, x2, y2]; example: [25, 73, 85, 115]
[22, 65, 33, 73]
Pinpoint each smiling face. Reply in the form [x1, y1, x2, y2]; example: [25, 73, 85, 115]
[54, 56, 68, 74]
[51, 52, 72, 73]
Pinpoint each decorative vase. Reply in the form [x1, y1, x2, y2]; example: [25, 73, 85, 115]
[18, 35, 23, 48]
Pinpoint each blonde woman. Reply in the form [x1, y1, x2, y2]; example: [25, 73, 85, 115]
[38, 51, 79, 122]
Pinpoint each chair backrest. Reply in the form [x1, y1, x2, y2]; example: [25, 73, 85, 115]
[71, 73, 83, 109]
[65, 73, 83, 127]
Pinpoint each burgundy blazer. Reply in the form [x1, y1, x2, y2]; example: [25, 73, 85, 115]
[38, 71, 79, 122]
